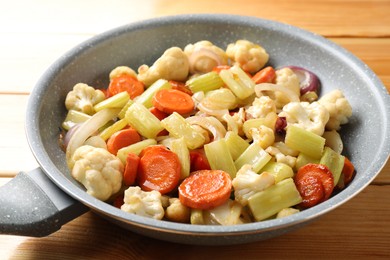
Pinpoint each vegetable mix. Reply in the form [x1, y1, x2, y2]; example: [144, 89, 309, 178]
[61, 39, 354, 225]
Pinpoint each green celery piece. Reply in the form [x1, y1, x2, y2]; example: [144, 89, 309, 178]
[161, 112, 205, 150]
[261, 161, 294, 183]
[94, 91, 130, 112]
[285, 125, 325, 159]
[242, 112, 278, 136]
[135, 79, 171, 108]
[61, 110, 91, 130]
[248, 178, 302, 221]
[204, 139, 237, 178]
[219, 65, 255, 100]
[186, 71, 225, 93]
[320, 146, 345, 186]
[225, 131, 250, 161]
[117, 139, 157, 164]
[99, 118, 128, 141]
[234, 142, 272, 173]
[125, 102, 164, 139]
[295, 152, 320, 171]
[118, 99, 134, 119]
[170, 137, 190, 179]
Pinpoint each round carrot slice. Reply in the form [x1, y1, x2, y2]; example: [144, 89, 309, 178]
[106, 128, 141, 155]
[107, 74, 144, 99]
[137, 145, 181, 194]
[123, 152, 140, 186]
[178, 170, 232, 210]
[152, 89, 194, 114]
[294, 163, 334, 209]
[252, 66, 276, 84]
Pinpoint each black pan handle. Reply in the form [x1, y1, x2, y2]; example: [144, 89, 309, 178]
[0, 168, 89, 237]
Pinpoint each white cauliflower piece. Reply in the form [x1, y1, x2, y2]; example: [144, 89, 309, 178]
[71, 145, 123, 201]
[137, 47, 189, 86]
[184, 40, 228, 74]
[245, 96, 276, 120]
[231, 107, 246, 137]
[279, 101, 330, 136]
[121, 186, 165, 220]
[232, 164, 275, 206]
[265, 146, 297, 168]
[275, 68, 301, 96]
[318, 89, 352, 130]
[226, 40, 269, 73]
[248, 125, 275, 149]
[65, 83, 105, 115]
[109, 66, 137, 80]
[165, 198, 191, 223]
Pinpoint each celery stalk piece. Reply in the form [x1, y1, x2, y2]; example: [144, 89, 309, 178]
[170, 137, 190, 179]
[204, 139, 237, 178]
[135, 79, 171, 108]
[320, 146, 345, 186]
[234, 142, 272, 173]
[186, 71, 225, 93]
[219, 65, 255, 100]
[161, 112, 205, 150]
[261, 161, 294, 183]
[118, 99, 134, 119]
[125, 102, 164, 139]
[62, 110, 91, 130]
[94, 91, 130, 112]
[285, 125, 325, 159]
[248, 178, 302, 221]
[295, 152, 320, 171]
[225, 131, 250, 161]
[99, 118, 128, 141]
[117, 139, 157, 164]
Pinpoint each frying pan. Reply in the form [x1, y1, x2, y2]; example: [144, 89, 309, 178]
[0, 14, 389, 245]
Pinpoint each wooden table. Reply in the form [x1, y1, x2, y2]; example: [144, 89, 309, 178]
[1, 0, 389, 258]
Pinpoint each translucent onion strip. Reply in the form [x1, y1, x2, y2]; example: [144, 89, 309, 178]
[255, 83, 299, 103]
[186, 116, 227, 141]
[66, 108, 120, 167]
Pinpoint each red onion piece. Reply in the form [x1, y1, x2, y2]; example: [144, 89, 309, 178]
[284, 66, 320, 95]
[62, 123, 82, 150]
[275, 116, 287, 135]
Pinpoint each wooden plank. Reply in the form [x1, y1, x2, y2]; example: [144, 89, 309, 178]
[0, 185, 388, 258]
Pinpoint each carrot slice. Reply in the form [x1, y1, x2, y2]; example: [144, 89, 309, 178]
[152, 89, 195, 114]
[123, 152, 140, 186]
[113, 194, 124, 208]
[107, 74, 144, 99]
[107, 128, 141, 155]
[149, 107, 169, 121]
[137, 145, 181, 194]
[169, 80, 193, 95]
[294, 163, 334, 209]
[178, 170, 232, 210]
[342, 157, 355, 185]
[190, 149, 211, 172]
[252, 66, 276, 84]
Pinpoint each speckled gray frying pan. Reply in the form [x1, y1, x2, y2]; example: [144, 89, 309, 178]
[0, 14, 389, 245]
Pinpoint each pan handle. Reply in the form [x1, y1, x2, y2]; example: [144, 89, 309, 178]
[0, 168, 89, 237]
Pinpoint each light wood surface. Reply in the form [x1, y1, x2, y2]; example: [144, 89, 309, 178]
[1, 1, 389, 259]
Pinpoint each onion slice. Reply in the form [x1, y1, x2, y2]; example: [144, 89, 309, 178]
[186, 116, 227, 140]
[284, 66, 320, 95]
[188, 47, 222, 74]
[66, 108, 120, 167]
[255, 83, 300, 103]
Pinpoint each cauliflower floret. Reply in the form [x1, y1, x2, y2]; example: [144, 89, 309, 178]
[109, 66, 137, 80]
[71, 145, 123, 201]
[231, 107, 246, 137]
[184, 40, 228, 74]
[276, 208, 300, 219]
[279, 101, 330, 136]
[165, 198, 191, 223]
[226, 40, 269, 73]
[318, 89, 352, 130]
[65, 83, 105, 115]
[232, 164, 275, 206]
[245, 96, 277, 120]
[265, 146, 297, 168]
[137, 47, 189, 86]
[121, 186, 164, 220]
[247, 125, 275, 149]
